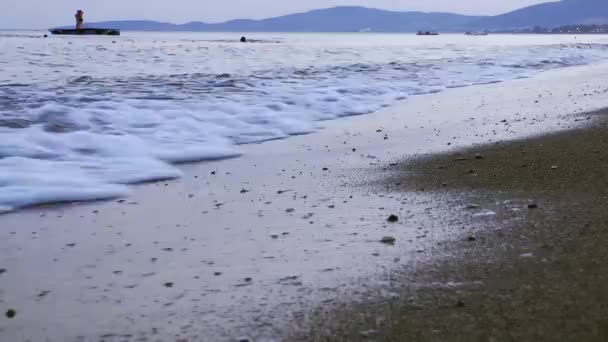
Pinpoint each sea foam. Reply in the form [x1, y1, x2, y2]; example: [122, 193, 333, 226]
[2, 33, 608, 211]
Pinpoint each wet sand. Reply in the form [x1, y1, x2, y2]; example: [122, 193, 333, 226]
[295, 114, 608, 341]
[2, 64, 608, 341]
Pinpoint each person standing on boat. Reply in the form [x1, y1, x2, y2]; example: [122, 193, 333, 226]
[75, 10, 84, 29]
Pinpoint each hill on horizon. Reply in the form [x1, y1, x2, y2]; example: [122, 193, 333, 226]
[59, 1, 608, 33]
[80, 7, 483, 33]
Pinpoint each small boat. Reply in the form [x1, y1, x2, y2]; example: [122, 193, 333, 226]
[416, 31, 439, 36]
[465, 31, 488, 36]
[49, 28, 120, 36]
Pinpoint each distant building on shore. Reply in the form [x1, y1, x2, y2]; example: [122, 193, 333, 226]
[508, 24, 608, 34]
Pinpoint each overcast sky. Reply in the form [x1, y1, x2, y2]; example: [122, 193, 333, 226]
[3, 0, 554, 29]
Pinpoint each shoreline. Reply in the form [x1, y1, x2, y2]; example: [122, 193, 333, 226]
[2, 64, 608, 341]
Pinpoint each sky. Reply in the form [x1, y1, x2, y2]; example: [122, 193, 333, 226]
[3, 0, 554, 29]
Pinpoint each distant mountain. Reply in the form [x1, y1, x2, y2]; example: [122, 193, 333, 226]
[77, 7, 484, 33]
[469, 0, 608, 30]
[60, 1, 608, 33]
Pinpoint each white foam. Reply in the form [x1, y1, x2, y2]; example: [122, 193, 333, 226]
[2, 33, 608, 211]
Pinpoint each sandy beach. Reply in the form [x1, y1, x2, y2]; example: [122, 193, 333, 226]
[297, 112, 608, 341]
[2, 63, 608, 341]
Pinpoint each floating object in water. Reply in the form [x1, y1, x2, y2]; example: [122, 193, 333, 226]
[49, 28, 120, 36]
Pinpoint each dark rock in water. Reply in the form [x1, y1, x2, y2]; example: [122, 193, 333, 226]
[474, 153, 485, 159]
[244, 277, 252, 282]
[456, 300, 465, 308]
[285, 208, 295, 213]
[270, 234, 279, 239]
[380, 236, 396, 245]
[163, 282, 174, 288]
[466, 204, 480, 209]
[214, 272, 222, 276]
[467, 236, 477, 242]
[387, 214, 399, 223]
[322, 167, 329, 171]
[0, 269, 6, 275]
[5, 309, 16, 318]
[238, 338, 251, 342]
[528, 203, 538, 209]
[43, 34, 48, 38]
[240, 36, 247, 43]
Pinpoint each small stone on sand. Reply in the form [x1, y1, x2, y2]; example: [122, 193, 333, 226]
[380, 236, 396, 245]
[5, 309, 16, 318]
[387, 214, 399, 223]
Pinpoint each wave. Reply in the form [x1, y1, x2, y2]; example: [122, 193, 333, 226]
[1, 40, 608, 211]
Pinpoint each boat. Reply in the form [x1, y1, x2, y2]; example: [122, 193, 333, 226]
[49, 28, 120, 36]
[465, 31, 489, 36]
[416, 31, 439, 36]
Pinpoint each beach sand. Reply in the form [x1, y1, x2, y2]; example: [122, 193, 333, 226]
[294, 114, 608, 341]
[2, 64, 608, 341]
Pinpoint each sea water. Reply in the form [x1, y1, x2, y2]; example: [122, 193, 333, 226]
[2, 32, 608, 211]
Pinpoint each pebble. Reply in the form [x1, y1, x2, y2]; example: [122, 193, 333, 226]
[380, 236, 396, 245]
[37, 290, 51, 298]
[5, 309, 16, 318]
[474, 154, 485, 160]
[387, 214, 399, 223]
[456, 300, 465, 308]
[359, 330, 378, 337]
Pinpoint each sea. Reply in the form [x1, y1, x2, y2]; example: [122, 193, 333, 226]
[2, 31, 608, 212]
